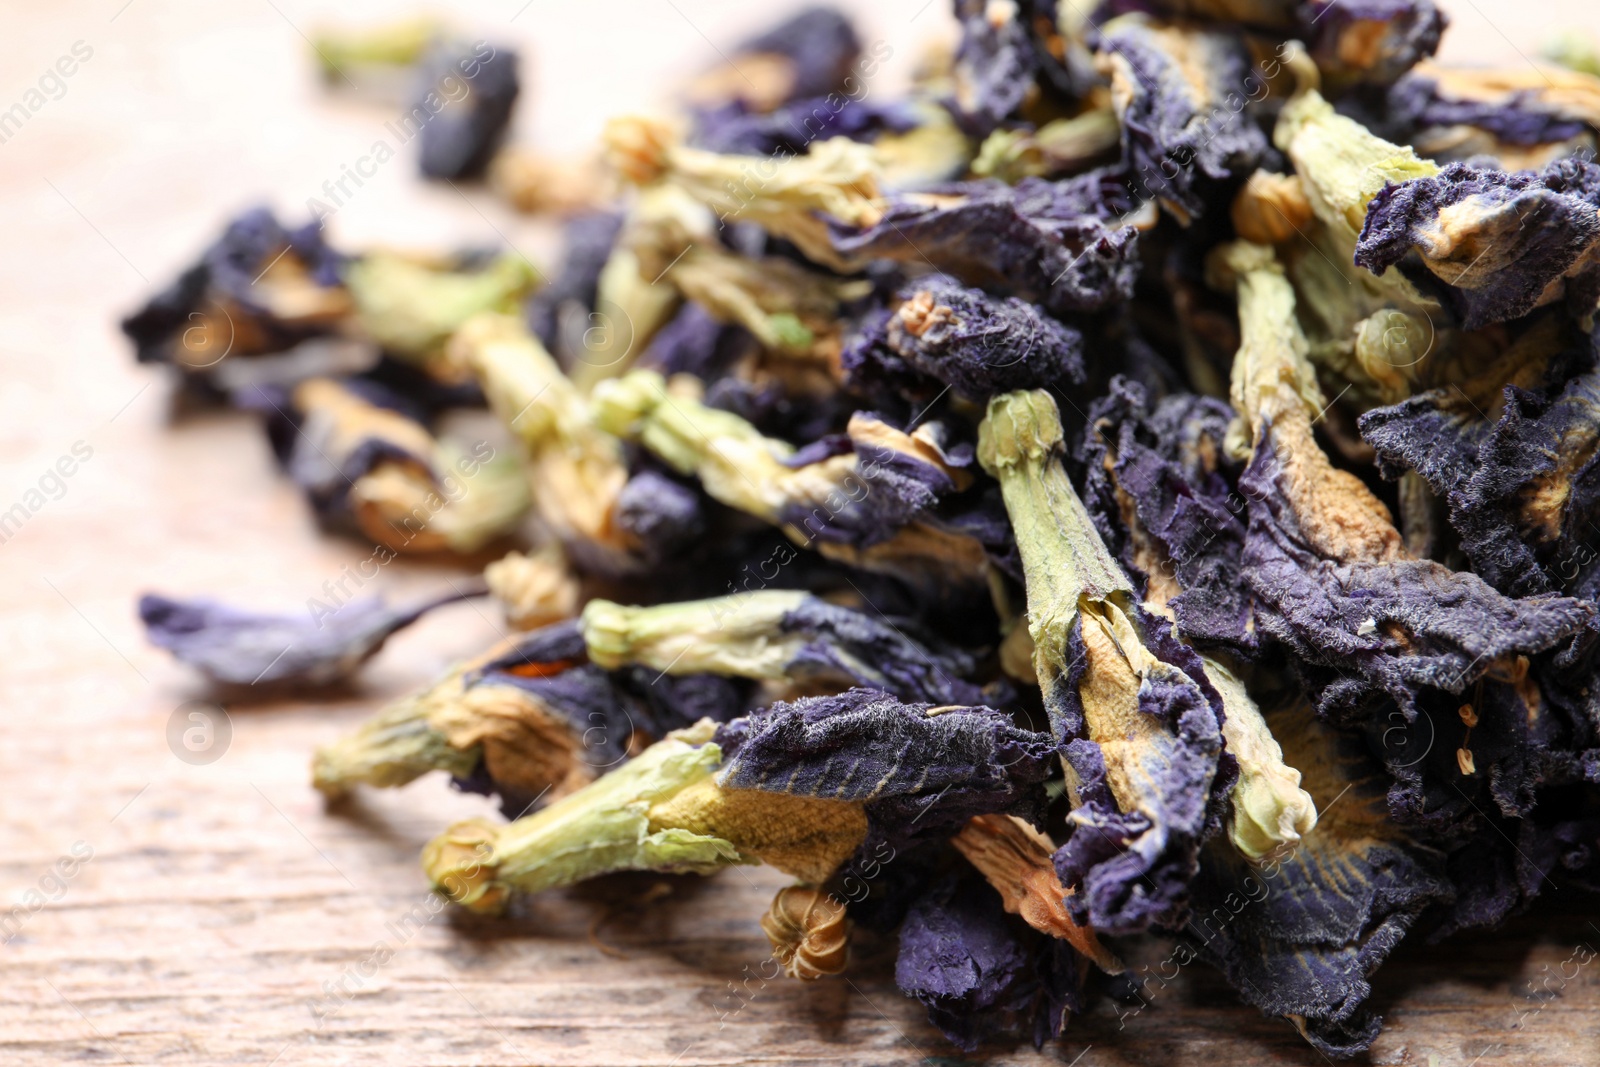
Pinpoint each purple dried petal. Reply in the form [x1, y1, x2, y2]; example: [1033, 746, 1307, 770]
[716, 688, 1056, 848]
[1356, 159, 1600, 328]
[139, 586, 478, 687]
[843, 273, 1086, 403]
[829, 174, 1142, 315]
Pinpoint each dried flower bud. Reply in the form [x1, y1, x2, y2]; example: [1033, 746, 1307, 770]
[1230, 171, 1314, 246]
[579, 591, 985, 705]
[422, 818, 509, 915]
[761, 886, 850, 979]
[485, 547, 580, 630]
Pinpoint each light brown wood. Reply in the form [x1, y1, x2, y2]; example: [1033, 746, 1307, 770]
[2, 2, 1598, 1064]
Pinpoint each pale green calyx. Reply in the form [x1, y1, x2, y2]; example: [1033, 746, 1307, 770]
[592, 369, 858, 527]
[977, 390, 1132, 636]
[424, 720, 745, 912]
[1273, 89, 1440, 242]
[1205, 240, 1325, 450]
[580, 591, 810, 679]
[1205, 657, 1319, 864]
[312, 676, 476, 796]
[347, 252, 539, 369]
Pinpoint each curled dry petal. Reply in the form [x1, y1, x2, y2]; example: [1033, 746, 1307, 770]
[761, 886, 851, 979]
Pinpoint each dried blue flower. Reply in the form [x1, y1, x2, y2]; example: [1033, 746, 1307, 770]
[582, 594, 988, 707]
[1184, 698, 1452, 1058]
[895, 872, 1051, 1050]
[274, 376, 529, 553]
[140, 585, 479, 687]
[1383, 60, 1599, 166]
[980, 389, 1232, 933]
[842, 272, 1086, 404]
[687, 5, 862, 112]
[412, 39, 519, 180]
[121, 207, 349, 378]
[1360, 319, 1600, 599]
[1356, 158, 1600, 329]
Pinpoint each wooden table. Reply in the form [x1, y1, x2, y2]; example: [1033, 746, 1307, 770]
[2, 1, 1596, 1064]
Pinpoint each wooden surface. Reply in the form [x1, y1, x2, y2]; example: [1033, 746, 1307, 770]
[3, 2, 1599, 1065]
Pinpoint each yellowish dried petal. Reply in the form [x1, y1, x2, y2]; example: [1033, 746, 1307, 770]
[761, 886, 851, 980]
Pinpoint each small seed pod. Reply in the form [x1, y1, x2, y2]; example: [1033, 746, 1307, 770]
[760, 886, 850, 980]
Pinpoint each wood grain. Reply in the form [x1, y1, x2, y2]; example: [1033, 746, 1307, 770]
[1, 2, 1597, 1065]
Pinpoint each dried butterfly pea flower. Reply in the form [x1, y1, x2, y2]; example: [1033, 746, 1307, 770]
[1384, 60, 1600, 168]
[591, 369, 973, 562]
[424, 718, 873, 912]
[605, 116, 883, 273]
[423, 721, 747, 913]
[979, 389, 1230, 932]
[139, 585, 479, 688]
[1093, 13, 1273, 224]
[1075, 378, 1318, 862]
[1355, 158, 1600, 329]
[828, 173, 1146, 315]
[685, 5, 863, 113]
[949, 0, 1039, 137]
[841, 272, 1086, 403]
[1300, 0, 1447, 90]
[281, 377, 529, 554]
[312, 621, 637, 813]
[951, 814, 1122, 971]
[971, 109, 1124, 183]
[411, 38, 519, 180]
[1215, 241, 1595, 718]
[121, 207, 349, 378]
[483, 546, 580, 630]
[895, 870, 1082, 1050]
[449, 314, 652, 573]
[344, 251, 537, 381]
[714, 688, 1057, 851]
[580, 592, 987, 706]
[761, 885, 851, 979]
[316, 617, 753, 813]
[1185, 697, 1452, 1058]
[1078, 376, 1252, 648]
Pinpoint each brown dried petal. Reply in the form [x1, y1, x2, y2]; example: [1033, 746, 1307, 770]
[951, 814, 1122, 973]
[761, 886, 851, 980]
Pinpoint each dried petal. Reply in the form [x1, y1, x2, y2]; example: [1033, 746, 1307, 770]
[761, 886, 851, 979]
